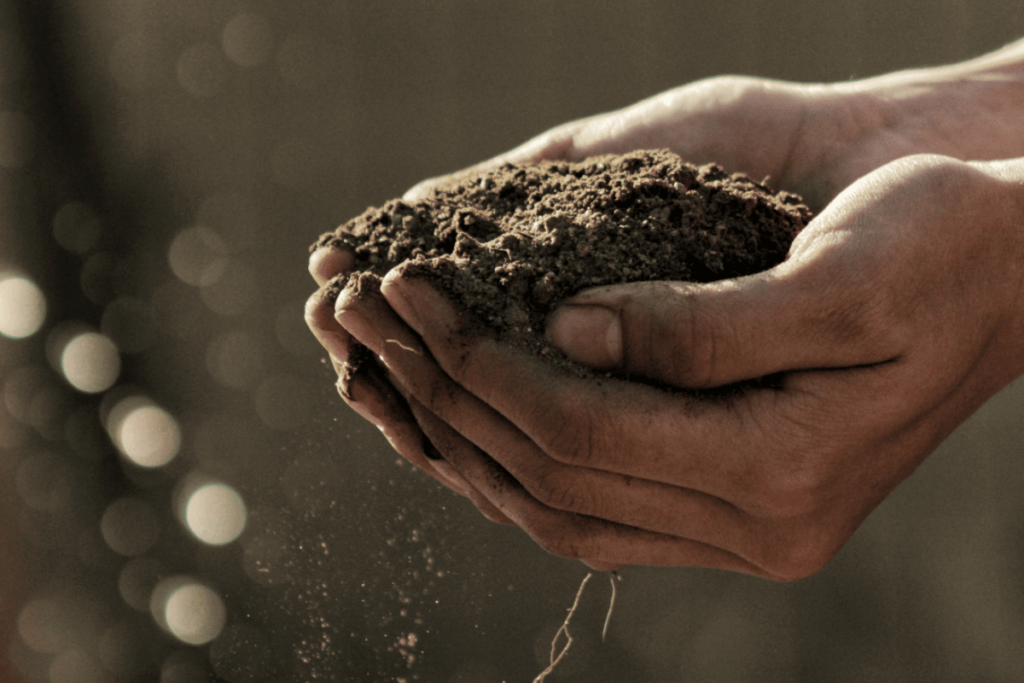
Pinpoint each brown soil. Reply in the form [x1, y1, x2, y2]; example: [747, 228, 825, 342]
[314, 149, 811, 377]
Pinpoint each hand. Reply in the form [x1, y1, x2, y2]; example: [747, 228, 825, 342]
[305, 255, 518, 526]
[310, 59, 1019, 444]
[342, 155, 1024, 579]
[306, 74, 931, 499]
[306, 48, 1024, 574]
[401, 70, 1023, 212]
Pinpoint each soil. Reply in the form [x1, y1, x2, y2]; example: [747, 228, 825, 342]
[313, 149, 812, 378]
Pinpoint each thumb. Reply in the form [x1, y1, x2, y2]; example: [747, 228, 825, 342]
[545, 261, 898, 389]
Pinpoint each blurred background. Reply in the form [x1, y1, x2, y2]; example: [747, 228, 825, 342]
[2, 1, 1024, 681]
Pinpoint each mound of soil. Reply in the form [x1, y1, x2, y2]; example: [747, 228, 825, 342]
[313, 149, 811, 374]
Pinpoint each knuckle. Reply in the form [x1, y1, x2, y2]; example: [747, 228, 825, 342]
[524, 514, 590, 561]
[673, 301, 729, 388]
[645, 283, 730, 389]
[758, 523, 840, 582]
[422, 372, 458, 415]
[525, 469, 592, 515]
[543, 407, 599, 468]
[304, 288, 334, 330]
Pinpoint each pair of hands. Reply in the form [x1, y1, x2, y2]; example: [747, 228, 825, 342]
[307, 74, 1024, 580]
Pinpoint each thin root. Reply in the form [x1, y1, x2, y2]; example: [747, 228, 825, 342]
[533, 572, 592, 683]
[383, 338, 423, 354]
[602, 572, 619, 642]
[532, 571, 620, 682]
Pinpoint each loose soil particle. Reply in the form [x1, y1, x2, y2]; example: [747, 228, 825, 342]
[314, 149, 812, 379]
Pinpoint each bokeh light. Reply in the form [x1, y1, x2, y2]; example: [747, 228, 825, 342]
[197, 191, 259, 250]
[119, 557, 168, 612]
[199, 259, 258, 316]
[4, 365, 48, 423]
[168, 226, 228, 287]
[110, 399, 182, 468]
[101, 497, 161, 556]
[222, 12, 274, 67]
[60, 331, 120, 393]
[52, 201, 102, 254]
[0, 273, 46, 338]
[17, 597, 70, 654]
[185, 482, 247, 545]
[160, 650, 210, 683]
[206, 330, 262, 389]
[17, 593, 104, 656]
[151, 578, 227, 646]
[79, 252, 116, 305]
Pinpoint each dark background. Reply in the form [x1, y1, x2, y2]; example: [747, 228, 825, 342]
[2, 1, 1024, 681]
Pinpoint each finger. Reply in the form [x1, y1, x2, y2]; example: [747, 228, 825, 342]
[377, 273, 866, 576]
[380, 271, 765, 490]
[398, 80, 788, 203]
[544, 224, 904, 388]
[401, 129, 579, 202]
[334, 279, 518, 525]
[375, 282, 879, 577]
[335, 353, 475, 498]
[404, 392, 776, 577]
[305, 282, 354, 363]
[368, 275, 794, 565]
[309, 244, 356, 287]
[402, 398, 516, 527]
[397, 112, 626, 201]
[316, 275, 477, 498]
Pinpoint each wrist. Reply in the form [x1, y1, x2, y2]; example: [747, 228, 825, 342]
[839, 39, 1024, 162]
[970, 156, 1024, 379]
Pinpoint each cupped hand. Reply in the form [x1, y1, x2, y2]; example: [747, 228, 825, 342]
[401, 74, 969, 212]
[308, 67, 974, 456]
[351, 155, 1024, 579]
[305, 254, 516, 525]
[305, 63, 1024, 575]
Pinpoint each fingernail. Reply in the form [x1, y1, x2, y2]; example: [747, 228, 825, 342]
[335, 309, 383, 357]
[421, 434, 443, 460]
[308, 246, 355, 286]
[311, 328, 351, 363]
[547, 305, 622, 369]
[381, 272, 424, 334]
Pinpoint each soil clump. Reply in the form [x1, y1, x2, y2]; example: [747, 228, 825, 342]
[314, 149, 812, 377]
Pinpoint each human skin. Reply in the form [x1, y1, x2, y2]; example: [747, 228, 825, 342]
[307, 39, 1024, 579]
